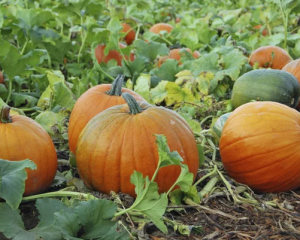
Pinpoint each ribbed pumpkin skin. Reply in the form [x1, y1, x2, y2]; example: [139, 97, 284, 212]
[219, 101, 300, 193]
[249, 46, 291, 69]
[68, 85, 145, 154]
[0, 115, 57, 196]
[76, 102, 199, 197]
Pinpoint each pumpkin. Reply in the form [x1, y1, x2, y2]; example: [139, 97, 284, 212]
[219, 101, 300, 193]
[157, 48, 200, 67]
[121, 23, 135, 45]
[0, 107, 57, 196]
[76, 93, 199, 197]
[94, 42, 134, 66]
[212, 112, 231, 138]
[283, 59, 300, 109]
[249, 46, 291, 69]
[68, 75, 145, 155]
[149, 23, 174, 34]
[231, 69, 300, 109]
[253, 24, 268, 36]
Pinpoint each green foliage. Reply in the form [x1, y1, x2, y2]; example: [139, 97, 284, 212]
[0, 159, 36, 209]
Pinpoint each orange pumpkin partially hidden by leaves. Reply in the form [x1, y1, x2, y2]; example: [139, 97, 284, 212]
[76, 93, 199, 197]
[149, 23, 174, 35]
[68, 75, 145, 155]
[283, 59, 300, 109]
[95, 43, 134, 66]
[253, 24, 268, 36]
[249, 46, 291, 69]
[220, 101, 300, 193]
[0, 107, 57, 196]
[121, 23, 135, 45]
[158, 48, 200, 67]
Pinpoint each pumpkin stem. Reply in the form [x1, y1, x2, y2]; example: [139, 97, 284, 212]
[106, 74, 125, 96]
[0, 106, 12, 123]
[122, 92, 143, 114]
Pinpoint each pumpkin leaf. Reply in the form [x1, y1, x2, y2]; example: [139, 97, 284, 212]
[165, 82, 196, 106]
[134, 74, 151, 102]
[150, 80, 168, 104]
[0, 159, 36, 210]
[0, 198, 129, 240]
[130, 171, 169, 234]
[134, 40, 169, 63]
[155, 134, 183, 168]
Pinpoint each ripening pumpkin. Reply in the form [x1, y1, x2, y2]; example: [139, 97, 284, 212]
[219, 101, 300, 193]
[76, 93, 199, 197]
[249, 46, 291, 69]
[120, 23, 135, 45]
[253, 24, 268, 36]
[94, 43, 134, 66]
[149, 23, 174, 34]
[157, 48, 200, 67]
[68, 75, 145, 155]
[283, 59, 300, 109]
[0, 107, 57, 196]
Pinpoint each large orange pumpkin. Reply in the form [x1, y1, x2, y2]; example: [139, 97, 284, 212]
[158, 48, 200, 67]
[219, 101, 300, 193]
[68, 75, 145, 155]
[0, 107, 57, 196]
[249, 46, 291, 69]
[149, 23, 174, 34]
[94, 42, 134, 66]
[76, 93, 199, 197]
[283, 59, 300, 109]
[120, 23, 135, 45]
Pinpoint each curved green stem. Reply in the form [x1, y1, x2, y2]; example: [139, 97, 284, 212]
[193, 165, 217, 187]
[0, 106, 12, 123]
[95, 62, 114, 81]
[106, 74, 125, 96]
[22, 191, 96, 202]
[122, 92, 143, 114]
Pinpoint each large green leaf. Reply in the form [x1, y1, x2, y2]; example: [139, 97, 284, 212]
[0, 159, 36, 210]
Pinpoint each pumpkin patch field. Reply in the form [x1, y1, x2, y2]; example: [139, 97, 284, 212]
[1, 0, 300, 239]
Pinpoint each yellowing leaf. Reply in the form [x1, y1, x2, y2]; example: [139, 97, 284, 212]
[150, 80, 168, 104]
[165, 82, 196, 106]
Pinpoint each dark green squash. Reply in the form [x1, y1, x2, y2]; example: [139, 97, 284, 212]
[212, 112, 231, 138]
[231, 69, 300, 109]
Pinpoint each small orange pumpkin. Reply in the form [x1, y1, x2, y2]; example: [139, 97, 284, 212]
[158, 48, 200, 67]
[76, 93, 199, 197]
[283, 59, 300, 109]
[0, 107, 57, 196]
[149, 23, 174, 35]
[249, 46, 291, 69]
[68, 75, 145, 155]
[120, 23, 135, 45]
[94, 42, 134, 66]
[220, 101, 300, 193]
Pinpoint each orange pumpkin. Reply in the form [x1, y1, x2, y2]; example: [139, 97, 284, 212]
[158, 48, 200, 67]
[68, 75, 145, 155]
[0, 107, 57, 196]
[253, 24, 268, 36]
[94, 42, 134, 66]
[219, 101, 300, 193]
[149, 23, 174, 35]
[76, 93, 199, 197]
[249, 46, 291, 69]
[120, 23, 135, 45]
[283, 59, 300, 109]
